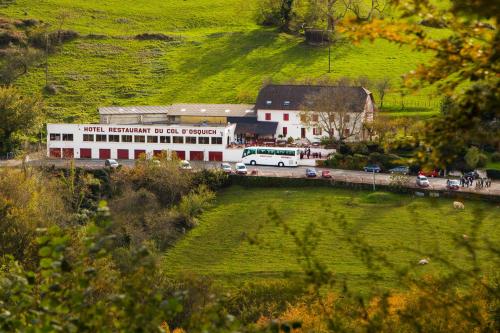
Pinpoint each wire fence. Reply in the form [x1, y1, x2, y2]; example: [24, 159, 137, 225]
[382, 96, 442, 111]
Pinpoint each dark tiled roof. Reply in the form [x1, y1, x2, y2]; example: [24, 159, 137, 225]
[235, 121, 278, 135]
[255, 84, 371, 112]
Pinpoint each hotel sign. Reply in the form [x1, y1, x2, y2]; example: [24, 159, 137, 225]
[81, 126, 220, 136]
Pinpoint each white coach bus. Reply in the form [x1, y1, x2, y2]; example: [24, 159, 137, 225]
[241, 147, 300, 167]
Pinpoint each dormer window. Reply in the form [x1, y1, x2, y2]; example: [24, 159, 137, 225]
[283, 101, 291, 106]
[266, 100, 272, 106]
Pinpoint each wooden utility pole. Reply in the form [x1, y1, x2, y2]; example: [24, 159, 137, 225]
[45, 32, 49, 87]
[328, 43, 331, 73]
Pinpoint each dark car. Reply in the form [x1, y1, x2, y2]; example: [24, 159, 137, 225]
[306, 168, 317, 177]
[446, 179, 460, 190]
[464, 170, 480, 179]
[321, 170, 332, 178]
[364, 165, 381, 173]
[389, 166, 410, 175]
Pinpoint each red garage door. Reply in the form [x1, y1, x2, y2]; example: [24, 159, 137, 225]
[190, 151, 204, 161]
[208, 152, 223, 161]
[174, 151, 185, 160]
[99, 149, 111, 159]
[134, 150, 146, 159]
[117, 149, 129, 160]
[153, 150, 165, 158]
[62, 148, 74, 159]
[80, 148, 92, 159]
[49, 148, 61, 158]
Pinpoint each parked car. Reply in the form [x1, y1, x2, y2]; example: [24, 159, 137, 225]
[180, 160, 192, 170]
[416, 175, 430, 187]
[389, 166, 410, 175]
[321, 170, 332, 178]
[419, 169, 439, 177]
[220, 163, 233, 174]
[311, 141, 321, 147]
[235, 162, 247, 175]
[464, 170, 480, 179]
[446, 179, 460, 190]
[104, 159, 119, 169]
[364, 165, 381, 173]
[306, 168, 317, 177]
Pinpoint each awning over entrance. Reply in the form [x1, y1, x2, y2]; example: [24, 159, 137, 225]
[235, 121, 278, 136]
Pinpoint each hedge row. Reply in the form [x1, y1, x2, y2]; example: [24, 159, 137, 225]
[486, 169, 500, 180]
[228, 175, 500, 203]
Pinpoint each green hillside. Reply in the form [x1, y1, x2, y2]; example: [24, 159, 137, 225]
[2, 0, 440, 122]
[164, 186, 499, 291]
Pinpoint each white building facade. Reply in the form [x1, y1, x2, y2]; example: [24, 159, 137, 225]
[47, 123, 236, 162]
[254, 85, 376, 142]
[46, 85, 375, 161]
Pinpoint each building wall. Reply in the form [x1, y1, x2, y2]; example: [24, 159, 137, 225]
[256, 106, 371, 142]
[256, 109, 315, 141]
[47, 123, 236, 161]
[178, 115, 227, 124]
[100, 114, 169, 125]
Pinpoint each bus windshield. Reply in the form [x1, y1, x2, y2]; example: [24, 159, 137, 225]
[242, 148, 256, 157]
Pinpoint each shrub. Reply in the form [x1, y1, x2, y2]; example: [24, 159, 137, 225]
[224, 280, 305, 324]
[192, 169, 229, 191]
[0, 169, 68, 267]
[135, 33, 174, 41]
[491, 152, 500, 162]
[477, 153, 488, 168]
[389, 173, 411, 189]
[349, 142, 369, 155]
[361, 192, 400, 204]
[338, 144, 352, 155]
[366, 142, 383, 153]
[178, 185, 215, 228]
[486, 169, 500, 179]
[465, 147, 483, 169]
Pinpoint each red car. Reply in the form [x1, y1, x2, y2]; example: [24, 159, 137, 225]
[419, 169, 439, 178]
[321, 170, 332, 178]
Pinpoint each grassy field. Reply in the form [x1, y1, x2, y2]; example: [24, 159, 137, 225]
[164, 186, 499, 291]
[1, 0, 441, 122]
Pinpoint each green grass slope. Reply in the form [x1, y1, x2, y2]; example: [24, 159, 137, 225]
[164, 187, 499, 290]
[2, 0, 440, 122]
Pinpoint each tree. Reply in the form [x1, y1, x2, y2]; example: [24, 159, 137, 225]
[375, 77, 391, 110]
[347, 0, 387, 22]
[0, 86, 44, 154]
[464, 146, 487, 170]
[0, 47, 43, 84]
[255, 0, 295, 31]
[305, 0, 349, 32]
[280, 0, 295, 32]
[300, 87, 365, 143]
[340, 0, 500, 167]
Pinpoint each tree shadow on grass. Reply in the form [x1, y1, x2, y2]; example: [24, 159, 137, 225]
[168, 29, 357, 101]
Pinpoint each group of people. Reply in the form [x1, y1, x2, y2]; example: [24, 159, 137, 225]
[460, 176, 492, 189]
[299, 148, 322, 159]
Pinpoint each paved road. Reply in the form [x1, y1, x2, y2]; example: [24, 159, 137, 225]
[6, 158, 498, 196]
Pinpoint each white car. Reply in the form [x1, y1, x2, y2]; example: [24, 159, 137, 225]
[180, 160, 192, 170]
[220, 163, 233, 174]
[416, 175, 430, 187]
[235, 162, 247, 175]
[105, 159, 119, 169]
